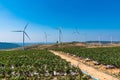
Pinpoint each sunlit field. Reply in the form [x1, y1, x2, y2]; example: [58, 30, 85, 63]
[0, 50, 91, 80]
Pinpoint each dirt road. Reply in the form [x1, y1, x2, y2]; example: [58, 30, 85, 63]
[50, 50, 119, 80]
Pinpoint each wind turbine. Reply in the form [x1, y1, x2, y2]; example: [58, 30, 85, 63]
[110, 36, 113, 44]
[73, 27, 80, 42]
[73, 27, 80, 35]
[98, 36, 101, 46]
[44, 32, 49, 44]
[55, 27, 62, 44]
[12, 23, 30, 50]
[107, 34, 113, 44]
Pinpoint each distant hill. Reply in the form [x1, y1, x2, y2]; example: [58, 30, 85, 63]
[86, 41, 120, 44]
[0, 42, 21, 50]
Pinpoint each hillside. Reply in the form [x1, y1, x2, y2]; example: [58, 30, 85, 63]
[22, 42, 120, 50]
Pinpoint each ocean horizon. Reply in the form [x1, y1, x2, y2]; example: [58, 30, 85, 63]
[0, 42, 55, 50]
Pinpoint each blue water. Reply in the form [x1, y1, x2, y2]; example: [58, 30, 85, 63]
[0, 42, 55, 50]
[16, 42, 55, 46]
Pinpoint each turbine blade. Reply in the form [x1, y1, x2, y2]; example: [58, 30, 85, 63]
[72, 31, 80, 35]
[60, 29, 62, 33]
[76, 31, 80, 34]
[54, 27, 59, 30]
[24, 32, 30, 40]
[12, 30, 23, 32]
[44, 32, 47, 35]
[75, 27, 80, 34]
[24, 23, 29, 31]
[72, 32, 76, 34]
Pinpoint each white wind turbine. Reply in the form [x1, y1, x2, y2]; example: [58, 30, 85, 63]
[110, 36, 113, 44]
[73, 27, 80, 42]
[12, 23, 30, 50]
[98, 36, 101, 46]
[106, 34, 113, 44]
[44, 32, 50, 44]
[55, 27, 62, 44]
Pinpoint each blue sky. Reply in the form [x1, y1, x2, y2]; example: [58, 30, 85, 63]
[0, 0, 120, 42]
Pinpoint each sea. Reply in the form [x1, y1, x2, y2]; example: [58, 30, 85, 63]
[0, 42, 55, 50]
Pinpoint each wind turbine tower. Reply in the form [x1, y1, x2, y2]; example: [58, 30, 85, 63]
[56, 27, 62, 44]
[12, 23, 30, 50]
[73, 27, 80, 42]
[110, 36, 113, 44]
[44, 32, 49, 44]
[98, 36, 101, 46]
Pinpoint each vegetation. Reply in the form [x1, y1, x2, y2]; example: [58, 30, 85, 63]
[0, 50, 90, 80]
[53, 46, 120, 67]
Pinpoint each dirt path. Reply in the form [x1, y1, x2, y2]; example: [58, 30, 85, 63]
[49, 50, 119, 80]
